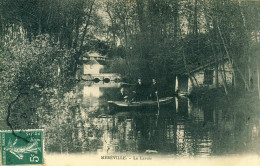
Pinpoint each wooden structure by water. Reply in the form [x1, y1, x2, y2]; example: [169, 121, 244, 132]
[80, 52, 121, 81]
[175, 60, 233, 95]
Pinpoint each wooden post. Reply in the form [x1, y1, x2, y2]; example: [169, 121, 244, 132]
[175, 76, 178, 93]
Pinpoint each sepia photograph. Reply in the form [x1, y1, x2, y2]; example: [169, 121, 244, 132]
[0, 0, 260, 165]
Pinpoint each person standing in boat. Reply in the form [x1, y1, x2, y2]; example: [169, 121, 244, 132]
[150, 78, 158, 101]
[133, 78, 146, 101]
[119, 87, 128, 102]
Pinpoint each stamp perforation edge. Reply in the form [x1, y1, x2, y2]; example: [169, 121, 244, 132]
[0, 129, 45, 166]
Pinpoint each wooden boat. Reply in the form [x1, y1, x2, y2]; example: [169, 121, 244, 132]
[108, 97, 173, 108]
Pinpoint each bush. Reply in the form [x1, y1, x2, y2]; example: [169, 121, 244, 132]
[0, 35, 74, 92]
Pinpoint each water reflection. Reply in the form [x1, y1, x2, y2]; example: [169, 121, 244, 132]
[40, 82, 260, 156]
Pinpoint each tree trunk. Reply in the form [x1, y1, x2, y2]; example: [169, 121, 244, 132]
[67, 18, 74, 49]
[248, 65, 252, 90]
[254, 31, 258, 43]
[220, 63, 229, 95]
[216, 19, 250, 91]
[73, 17, 80, 49]
[136, 0, 146, 34]
[73, 0, 95, 74]
[191, 75, 199, 86]
[222, 60, 228, 87]
[193, 0, 198, 38]
[173, 0, 179, 39]
[257, 63, 260, 100]
[123, 21, 131, 78]
[182, 49, 195, 87]
[210, 40, 219, 88]
[215, 64, 219, 88]
[106, 6, 116, 47]
[38, 19, 41, 35]
[78, 0, 95, 54]
[232, 60, 237, 89]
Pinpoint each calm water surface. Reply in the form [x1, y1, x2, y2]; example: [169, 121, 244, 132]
[2, 81, 260, 157]
[43, 81, 260, 156]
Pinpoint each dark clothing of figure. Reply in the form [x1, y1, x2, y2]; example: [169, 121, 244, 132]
[150, 83, 158, 101]
[117, 88, 128, 101]
[134, 83, 146, 101]
[119, 91, 126, 100]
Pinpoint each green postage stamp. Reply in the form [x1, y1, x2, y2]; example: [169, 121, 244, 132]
[0, 130, 44, 165]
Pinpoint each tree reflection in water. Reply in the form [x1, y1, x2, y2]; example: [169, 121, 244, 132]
[35, 82, 260, 156]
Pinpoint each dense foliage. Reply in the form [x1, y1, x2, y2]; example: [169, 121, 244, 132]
[103, 0, 260, 94]
[0, 0, 260, 105]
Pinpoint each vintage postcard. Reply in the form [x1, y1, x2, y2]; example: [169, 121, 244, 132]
[0, 0, 260, 166]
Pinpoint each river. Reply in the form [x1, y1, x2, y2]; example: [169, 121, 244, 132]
[1, 81, 260, 157]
